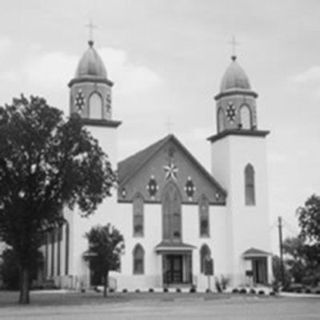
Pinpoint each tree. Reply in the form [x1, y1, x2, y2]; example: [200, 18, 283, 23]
[297, 194, 320, 244]
[84, 224, 124, 297]
[0, 248, 43, 290]
[282, 237, 306, 284]
[0, 95, 116, 304]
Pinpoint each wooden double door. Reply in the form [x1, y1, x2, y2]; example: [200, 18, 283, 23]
[163, 254, 192, 285]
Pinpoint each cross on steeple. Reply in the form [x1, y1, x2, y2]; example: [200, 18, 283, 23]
[86, 20, 97, 46]
[229, 36, 239, 61]
[165, 117, 174, 134]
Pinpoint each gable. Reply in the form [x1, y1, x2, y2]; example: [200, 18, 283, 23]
[118, 135, 226, 205]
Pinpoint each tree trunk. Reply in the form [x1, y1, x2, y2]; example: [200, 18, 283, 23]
[19, 267, 30, 304]
[103, 271, 109, 298]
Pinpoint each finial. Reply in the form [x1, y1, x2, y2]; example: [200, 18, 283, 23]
[165, 117, 174, 134]
[86, 20, 97, 47]
[229, 36, 239, 61]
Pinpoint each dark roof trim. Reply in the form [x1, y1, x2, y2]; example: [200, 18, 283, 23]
[118, 198, 226, 206]
[68, 77, 114, 87]
[82, 118, 122, 128]
[242, 247, 272, 258]
[207, 129, 270, 144]
[155, 241, 196, 253]
[214, 89, 258, 100]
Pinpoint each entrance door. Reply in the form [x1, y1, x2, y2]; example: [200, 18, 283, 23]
[163, 255, 183, 284]
[252, 257, 268, 284]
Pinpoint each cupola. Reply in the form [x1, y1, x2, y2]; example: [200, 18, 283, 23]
[68, 41, 114, 122]
[214, 56, 258, 133]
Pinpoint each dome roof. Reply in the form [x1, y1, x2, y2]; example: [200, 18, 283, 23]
[75, 41, 107, 79]
[220, 56, 251, 92]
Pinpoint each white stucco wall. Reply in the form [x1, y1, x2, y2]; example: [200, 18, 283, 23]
[211, 134, 272, 287]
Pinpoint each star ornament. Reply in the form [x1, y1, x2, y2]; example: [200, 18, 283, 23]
[226, 104, 236, 122]
[164, 162, 178, 180]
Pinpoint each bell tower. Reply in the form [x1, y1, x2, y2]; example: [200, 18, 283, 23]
[68, 39, 121, 164]
[208, 54, 272, 287]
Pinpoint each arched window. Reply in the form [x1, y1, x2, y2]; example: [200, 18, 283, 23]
[162, 182, 182, 241]
[199, 195, 209, 237]
[240, 105, 252, 129]
[200, 244, 211, 274]
[89, 92, 103, 119]
[133, 244, 144, 275]
[217, 108, 225, 133]
[245, 164, 255, 205]
[133, 194, 144, 237]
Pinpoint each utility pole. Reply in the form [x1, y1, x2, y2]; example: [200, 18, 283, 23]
[278, 216, 285, 286]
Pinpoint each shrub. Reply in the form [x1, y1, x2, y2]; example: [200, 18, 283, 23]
[163, 287, 168, 292]
[232, 288, 239, 293]
[122, 289, 128, 293]
[176, 288, 181, 293]
[258, 290, 265, 295]
[249, 289, 256, 294]
[239, 288, 247, 294]
[135, 289, 140, 293]
[148, 288, 154, 292]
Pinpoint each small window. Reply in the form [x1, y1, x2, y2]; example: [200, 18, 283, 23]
[89, 92, 103, 119]
[245, 164, 255, 205]
[199, 196, 209, 237]
[240, 105, 252, 129]
[217, 108, 225, 133]
[200, 244, 211, 274]
[133, 244, 144, 275]
[133, 195, 144, 237]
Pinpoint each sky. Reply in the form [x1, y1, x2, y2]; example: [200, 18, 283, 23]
[0, 0, 320, 248]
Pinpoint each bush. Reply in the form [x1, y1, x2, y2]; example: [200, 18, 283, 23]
[122, 288, 128, 293]
[258, 290, 265, 295]
[232, 288, 239, 293]
[189, 285, 196, 293]
[163, 287, 168, 292]
[176, 288, 181, 293]
[239, 288, 247, 294]
[148, 288, 154, 292]
[249, 289, 256, 294]
[135, 289, 140, 293]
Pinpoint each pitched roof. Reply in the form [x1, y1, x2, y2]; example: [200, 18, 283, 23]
[242, 248, 271, 258]
[118, 134, 227, 196]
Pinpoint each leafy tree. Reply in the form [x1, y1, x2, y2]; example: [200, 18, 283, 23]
[0, 248, 43, 290]
[84, 224, 124, 297]
[282, 237, 306, 283]
[297, 194, 320, 243]
[0, 95, 116, 304]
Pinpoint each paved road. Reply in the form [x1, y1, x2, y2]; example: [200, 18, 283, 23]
[1, 296, 320, 320]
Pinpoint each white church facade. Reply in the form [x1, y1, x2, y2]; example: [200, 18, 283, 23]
[41, 42, 273, 292]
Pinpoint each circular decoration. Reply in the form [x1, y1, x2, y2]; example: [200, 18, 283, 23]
[121, 188, 127, 198]
[226, 103, 236, 122]
[147, 175, 159, 198]
[215, 192, 220, 200]
[74, 90, 85, 112]
[184, 177, 196, 200]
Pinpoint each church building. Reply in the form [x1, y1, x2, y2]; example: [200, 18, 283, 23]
[42, 41, 273, 292]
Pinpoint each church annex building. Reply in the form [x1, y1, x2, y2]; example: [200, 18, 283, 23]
[41, 41, 273, 292]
